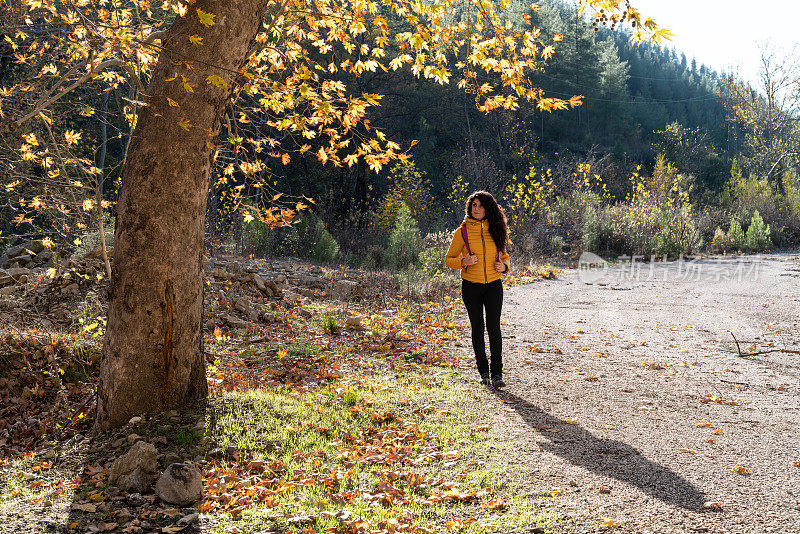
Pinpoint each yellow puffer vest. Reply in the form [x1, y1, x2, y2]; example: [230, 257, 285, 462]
[445, 217, 511, 283]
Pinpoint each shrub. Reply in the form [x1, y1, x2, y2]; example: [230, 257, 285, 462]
[728, 218, 746, 251]
[312, 220, 340, 263]
[385, 203, 422, 270]
[418, 247, 446, 277]
[503, 166, 554, 236]
[319, 313, 340, 335]
[710, 227, 731, 254]
[375, 161, 436, 231]
[745, 210, 771, 252]
[242, 210, 340, 263]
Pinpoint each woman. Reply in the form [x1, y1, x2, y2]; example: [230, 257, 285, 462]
[445, 191, 511, 389]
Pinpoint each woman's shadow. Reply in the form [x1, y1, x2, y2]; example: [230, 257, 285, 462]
[499, 392, 708, 512]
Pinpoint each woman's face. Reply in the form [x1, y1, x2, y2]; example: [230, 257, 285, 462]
[470, 198, 486, 220]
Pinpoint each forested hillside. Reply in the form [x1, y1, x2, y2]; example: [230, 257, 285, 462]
[1, 0, 798, 267]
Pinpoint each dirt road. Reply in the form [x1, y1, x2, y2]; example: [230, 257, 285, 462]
[486, 253, 800, 533]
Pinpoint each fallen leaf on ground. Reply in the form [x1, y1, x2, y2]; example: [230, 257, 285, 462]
[731, 465, 751, 475]
[600, 517, 620, 528]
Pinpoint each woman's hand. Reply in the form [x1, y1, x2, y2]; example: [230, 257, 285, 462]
[495, 260, 506, 273]
[461, 254, 478, 268]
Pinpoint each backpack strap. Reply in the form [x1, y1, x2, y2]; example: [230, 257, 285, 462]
[461, 225, 472, 256]
[463, 224, 502, 262]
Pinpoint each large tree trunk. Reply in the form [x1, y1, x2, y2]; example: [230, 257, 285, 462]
[95, 0, 269, 430]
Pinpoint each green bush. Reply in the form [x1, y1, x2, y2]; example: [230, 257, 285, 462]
[745, 210, 771, 252]
[242, 210, 340, 263]
[312, 220, 340, 263]
[710, 227, 731, 253]
[385, 203, 422, 270]
[418, 247, 445, 277]
[728, 218, 746, 251]
[319, 312, 340, 335]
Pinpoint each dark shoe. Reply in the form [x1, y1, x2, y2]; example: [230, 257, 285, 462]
[480, 373, 491, 386]
[491, 375, 506, 389]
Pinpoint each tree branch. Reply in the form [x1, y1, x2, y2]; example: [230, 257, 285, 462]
[12, 58, 141, 128]
[731, 332, 800, 357]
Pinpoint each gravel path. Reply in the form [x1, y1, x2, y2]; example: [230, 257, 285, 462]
[477, 253, 800, 533]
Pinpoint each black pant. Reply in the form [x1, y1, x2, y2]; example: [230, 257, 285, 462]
[462, 279, 503, 376]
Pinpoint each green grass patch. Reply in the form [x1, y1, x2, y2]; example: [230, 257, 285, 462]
[201, 365, 555, 533]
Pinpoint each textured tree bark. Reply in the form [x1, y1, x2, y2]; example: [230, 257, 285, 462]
[95, 0, 269, 430]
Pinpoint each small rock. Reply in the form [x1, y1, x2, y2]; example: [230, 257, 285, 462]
[11, 254, 32, 266]
[155, 462, 203, 506]
[222, 314, 250, 329]
[332, 279, 364, 301]
[127, 433, 142, 444]
[127, 493, 145, 507]
[128, 416, 143, 425]
[115, 508, 133, 523]
[344, 316, 363, 330]
[7, 266, 32, 282]
[6, 240, 44, 258]
[252, 275, 267, 293]
[211, 267, 229, 280]
[178, 512, 199, 525]
[108, 441, 159, 494]
[234, 297, 251, 314]
[0, 271, 13, 287]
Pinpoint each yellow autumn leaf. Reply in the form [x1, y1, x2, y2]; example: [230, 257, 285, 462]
[278, 349, 288, 359]
[196, 8, 215, 26]
[206, 74, 229, 91]
[64, 130, 81, 145]
[600, 517, 620, 528]
[189, 34, 203, 45]
[731, 465, 750, 475]
[483, 497, 506, 510]
[82, 199, 94, 211]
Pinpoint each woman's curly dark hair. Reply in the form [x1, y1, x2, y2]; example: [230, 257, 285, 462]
[464, 190, 509, 252]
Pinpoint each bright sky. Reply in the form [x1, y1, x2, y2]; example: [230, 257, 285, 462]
[631, 0, 799, 87]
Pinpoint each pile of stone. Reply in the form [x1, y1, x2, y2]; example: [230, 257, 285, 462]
[0, 245, 397, 328]
[0, 239, 56, 270]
